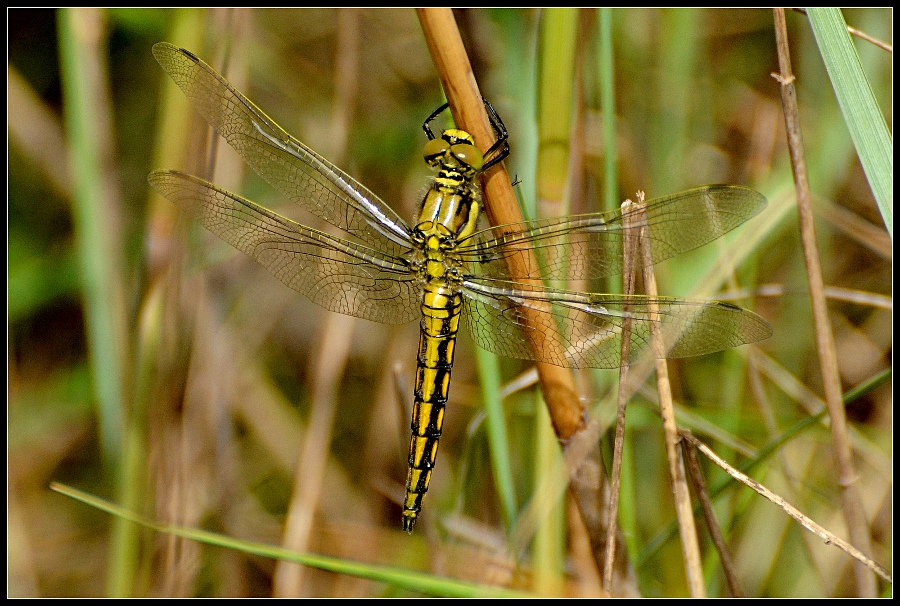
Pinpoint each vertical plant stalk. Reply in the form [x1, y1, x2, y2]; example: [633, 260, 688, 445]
[533, 8, 578, 592]
[596, 8, 619, 214]
[602, 197, 639, 596]
[146, 9, 207, 258]
[533, 395, 566, 596]
[57, 8, 129, 469]
[535, 8, 578, 219]
[418, 10, 631, 587]
[58, 8, 134, 596]
[416, 8, 585, 445]
[635, 194, 705, 597]
[771, 8, 876, 597]
[475, 345, 518, 532]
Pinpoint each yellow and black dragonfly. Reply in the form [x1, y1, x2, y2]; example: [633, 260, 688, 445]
[148, 42, 772, 533]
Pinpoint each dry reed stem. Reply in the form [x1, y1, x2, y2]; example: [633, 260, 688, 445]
[415, 8, 586, 442]
[683, 439, 743, 597]
[771, 8, 876, 596]
[416, 9, 632, 587]
[634, 194, 705, 597]
[602, 197, 640, 595]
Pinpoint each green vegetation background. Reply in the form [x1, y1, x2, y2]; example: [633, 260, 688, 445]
[8, 8, 892, 597]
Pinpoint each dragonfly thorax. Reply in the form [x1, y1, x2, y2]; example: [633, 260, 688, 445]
[415, 188, 480, 236]
[410, 221, 465, 286]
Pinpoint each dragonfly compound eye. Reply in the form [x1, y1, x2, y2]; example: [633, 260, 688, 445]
[423, 138, 450, 167]
[450, 143, 483, 172]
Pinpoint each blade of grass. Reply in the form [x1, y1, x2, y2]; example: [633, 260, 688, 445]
[50, 483, 531, 597]
[597, 8, 619, 215]
[806, 8, 892, 238]
[474, 346, 518, 534]
[487, 8, 539, 218]
[57, 7, 129, 468]
[650, 9, 701, 194]
[58, 11, 137, 595]
[477, 8, 539, 536]
[532, 7, 579, 593]
[533, 396, 567, 596]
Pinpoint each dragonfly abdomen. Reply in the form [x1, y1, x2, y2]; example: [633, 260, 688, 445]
[402, 283, 463, 533]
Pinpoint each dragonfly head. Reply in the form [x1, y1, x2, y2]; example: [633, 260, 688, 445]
[423, 129, 484, 177]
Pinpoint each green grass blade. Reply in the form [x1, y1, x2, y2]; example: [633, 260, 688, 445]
[57, 8, 129, 464]
[474, 346, 518, 533]
[531, 8, 578, 591]
[477, 8, 537, 538]
[806, 8, 893, 238]
[597, 8, 619, 214]
[536, 8, 579, 219]
[51, 483, 531, 597]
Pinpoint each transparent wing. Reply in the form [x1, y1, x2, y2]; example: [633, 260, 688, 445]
[149, 170, 421, 325]
[462, 277, 772, 369]
[152, 42, 413, 255]
[458, 185, 766, 282]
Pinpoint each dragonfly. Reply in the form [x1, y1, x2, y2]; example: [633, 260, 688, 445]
[148, 42, 772, 533]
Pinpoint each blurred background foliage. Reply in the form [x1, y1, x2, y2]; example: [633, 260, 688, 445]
[7, 8, 891, 597]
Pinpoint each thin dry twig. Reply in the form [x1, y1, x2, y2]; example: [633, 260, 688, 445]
[791, 8, 893, 52]
[718, 284, 893, 311]
[683, 439, 743, 597]
[680, 431, 893, 585]
[634, 193, 705, 597]
[602, 197, 640, 595]
[771, 8, 877, 597]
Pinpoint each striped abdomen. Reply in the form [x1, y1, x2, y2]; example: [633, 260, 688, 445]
[402, 283, 463, 533]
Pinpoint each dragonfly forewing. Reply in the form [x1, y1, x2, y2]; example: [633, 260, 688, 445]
[149, 170, 421, 325]
[459, 184, 767, 283]
[151, 42, 413, 255]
